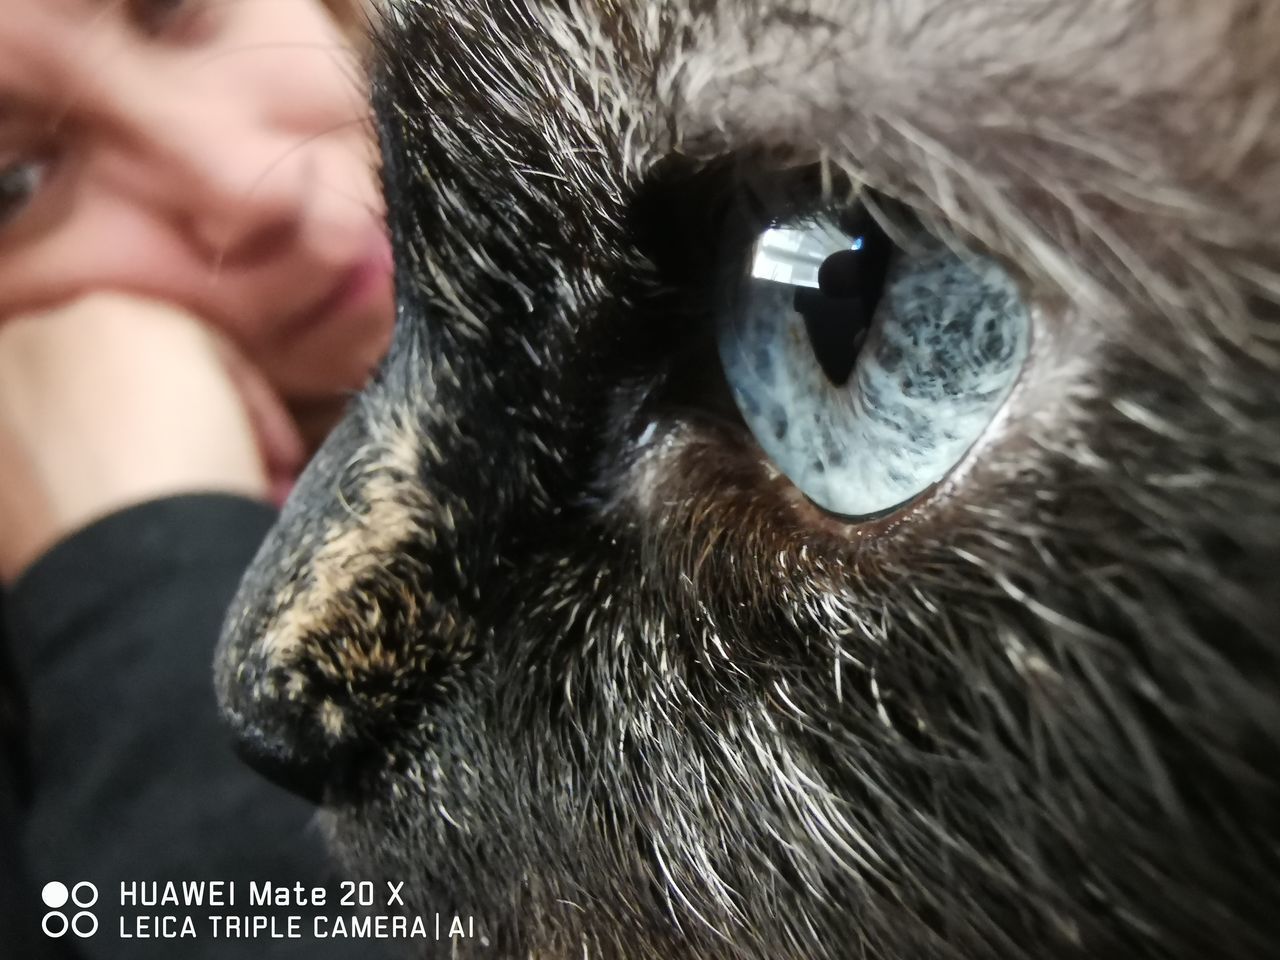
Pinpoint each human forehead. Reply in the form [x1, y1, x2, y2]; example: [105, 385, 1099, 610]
[0, 0, 134, 95]
[0, 0, 348, 118]
[1, 0, 124, 38]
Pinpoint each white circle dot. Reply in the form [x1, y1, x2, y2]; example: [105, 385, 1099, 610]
[71, 881, 99, 908]
[41, 882, 68, 909]
[41, 910, 69, 938]
[72, 911, 99, 938]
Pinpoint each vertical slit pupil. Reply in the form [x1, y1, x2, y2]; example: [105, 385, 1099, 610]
[796, 202, 895, 387]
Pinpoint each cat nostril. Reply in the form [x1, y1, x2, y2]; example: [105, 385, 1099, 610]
[231, 730, 337, 806]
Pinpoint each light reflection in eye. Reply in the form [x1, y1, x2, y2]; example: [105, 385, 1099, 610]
[750, 223, 865, 288]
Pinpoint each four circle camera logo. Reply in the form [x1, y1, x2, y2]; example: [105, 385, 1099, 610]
[41, 881, 99, 938]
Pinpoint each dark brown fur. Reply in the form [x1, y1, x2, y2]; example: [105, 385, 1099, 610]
[216, 1, 1280, 957]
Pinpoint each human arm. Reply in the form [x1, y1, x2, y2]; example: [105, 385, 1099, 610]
[0, 294, 366, 957]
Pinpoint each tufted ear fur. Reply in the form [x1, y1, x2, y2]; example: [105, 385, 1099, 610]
[217, 2, 1280, 958]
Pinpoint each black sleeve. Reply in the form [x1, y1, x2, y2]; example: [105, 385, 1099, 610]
[2, 495, 366, 959]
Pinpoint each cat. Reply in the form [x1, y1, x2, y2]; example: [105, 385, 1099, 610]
[216, 1, 1280, 957]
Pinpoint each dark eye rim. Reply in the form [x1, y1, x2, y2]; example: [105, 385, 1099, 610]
[802, 483, 937, 526]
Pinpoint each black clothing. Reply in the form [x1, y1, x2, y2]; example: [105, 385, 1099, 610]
[0, 495, 361, 958]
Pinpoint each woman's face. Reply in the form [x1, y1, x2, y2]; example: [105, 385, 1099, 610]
[0, 0, 393, 407]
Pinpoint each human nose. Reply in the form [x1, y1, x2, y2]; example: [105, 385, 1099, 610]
[133, 100, 313, 268]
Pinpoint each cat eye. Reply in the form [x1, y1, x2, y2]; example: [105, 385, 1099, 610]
[715, 197, 1030, 520]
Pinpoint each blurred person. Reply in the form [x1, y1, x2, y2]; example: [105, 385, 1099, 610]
[0, 1, 395, 955]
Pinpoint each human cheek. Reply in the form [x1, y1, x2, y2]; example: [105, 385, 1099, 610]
[0, 197, 215, 324]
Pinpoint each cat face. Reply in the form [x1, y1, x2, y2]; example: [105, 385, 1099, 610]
[216, 2, 1280, 957]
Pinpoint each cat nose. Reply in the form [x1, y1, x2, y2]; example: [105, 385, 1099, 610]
[216, 384, 462, 811]
[218, 646, 355, 806]
[176, 146, 309, 269]
[215, 411, 424, 807]
[214, 534, 359, 808]
[231, 724, 336, 806]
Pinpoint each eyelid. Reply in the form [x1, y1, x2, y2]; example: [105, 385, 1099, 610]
[128, 0, 184, 36]
[128, 0, 215, 45]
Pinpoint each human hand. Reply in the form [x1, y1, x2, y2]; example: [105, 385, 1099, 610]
[0, 292, 305, 584]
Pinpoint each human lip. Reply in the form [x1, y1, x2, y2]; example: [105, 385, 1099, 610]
[274, 237, 393, 342]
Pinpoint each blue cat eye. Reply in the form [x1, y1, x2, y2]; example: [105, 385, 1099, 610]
[716, 203, 1030, 520]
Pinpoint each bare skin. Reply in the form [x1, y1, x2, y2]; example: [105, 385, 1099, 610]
[0, 294, 301, 582]
[0, 0, 394, 582]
